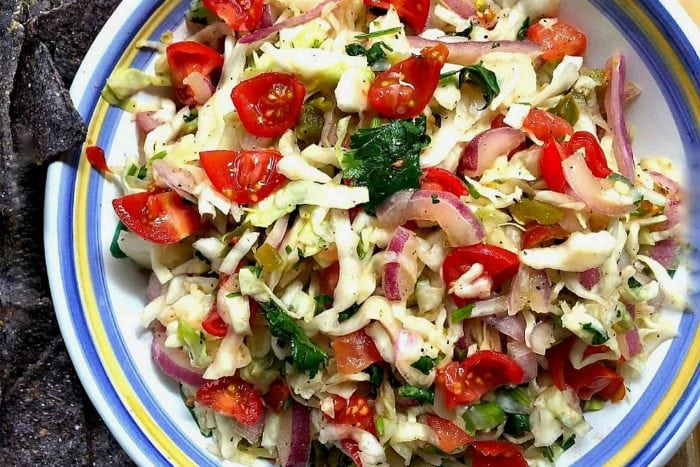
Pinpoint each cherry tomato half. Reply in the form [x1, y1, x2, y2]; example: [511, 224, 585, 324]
[326, 395, 376, 435]
[231, 72, 306, 137]
[202, 304, 228, 337]
[470, 441, 527, 467]
[264, 379, 292, 412]
[540, 131, 611, 193]
[522, 108, 574, 142]
[340, 440, 364, 467]
[368, 44, 448, 119]
[202, 0, 263, 31]
[567, 131, 612, 178]
[363, 0, 430, 33]
[332, 328, 383, 375]
[420, 168, 469, 197]
[200, 149, 286, 204]
[86, 145, 110, 172]
[527, 20, 587, 61]
[436, 351, 525, 408]
[426, 414, 473, 453]
[319, 261, 341, 297]
[522, 223, 569, 249]
[195, 377, 264, 425]
[166, 41, 224, 107]
[112, 190, 202, 244]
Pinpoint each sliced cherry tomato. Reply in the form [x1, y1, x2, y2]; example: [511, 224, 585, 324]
[522, 223, 569, 249]
[200, 149, 286, 204]
[202, 0, 263, 31]
[490, 114, 508, 129]
[546, 337, 626, 402]
[264, 379, 292, 412]
[86, 145, 110, 172]
[332, 329, 383, 375]
[426, 414, 473, 453]
[442, 244, 520, 306]
[363, 0, 430, 32]
[470, 441, 527, 467]
[420, 168, 469, 197]
[326, 395, 376, 434]
[437, 351, 524, 408]
[340, 440, 364, 467]
[527, 20, 587, 61]
[368, 44, 448, 119]
[522, 108, 574, 142]
[195, 377, 263, 425]
[112, 190, 201, 244]
[202, 304, 228, 337]
[319, 261, 341, 297]
[231, 72, 306, 137]
[166, 41, 224, 107]
[567, 131, 612, 178]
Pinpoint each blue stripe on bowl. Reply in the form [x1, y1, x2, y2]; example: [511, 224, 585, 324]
[55, 0, 700, 465]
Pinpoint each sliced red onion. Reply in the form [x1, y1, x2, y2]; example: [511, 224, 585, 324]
[484, 314, 526, 342]
[382, 227, 419, 302]
[507, 265, 551, 315]
[640, 239, 679, 270]
[442, 0, 476, 18]
[460, 128, 526, 177]
[151, 325, 205, 387]
[407, 36, 541, 65]
[528, 321, 554, 356]
[146, 273, 165, 301]
[579, 267, 601, 290]
[182, 71, 214, 105]
[507, 341, 537, 382]
[232, 413, 265, 443]
[278, 402, 312, 467]
[136, 111, 161, 134]
[471, 295, 509, 317]
[152, 159, 199, 202]
[240, 133, 273, 150]
[625, 327, 643, 358]
[264, 215, 289, 249]
[647, 171, 682, 231]
[604, 52, 635, 181]
[623, 81, 641, 105]
[259, 3, 273, 29]
[239, 0, 339, 44]
[562, 152, 634, 216]
[376, 189, 485, 246]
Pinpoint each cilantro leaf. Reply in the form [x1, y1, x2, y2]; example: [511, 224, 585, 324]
[411, 356, 438, 375]
[338, 304, 360, 323]
[582, 322, 609, 345]
[343, 117, 430, 214]
[259, 301, 328, 377]
[398, 385, 435, 405]
[365, 364, 384, 389]
[516, 17, 531, 41]
[345, 43, 366, 56]
[459, 63, 501, 109]
[314, 294, 332, 314]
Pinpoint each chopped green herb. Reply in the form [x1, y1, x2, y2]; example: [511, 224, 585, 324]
[314, 294, 333, 314]
[365, 364, 384, 389]
[505, 413, 531, 436]
[668, 269, 677, 278]
[431, 193, 440, 204]
[462, 401, 506, 431]
[398, 385, 435, 405]
[183, 113, 197, 123]
[151, 150, 167, 161]
[490, 42, 501, 49]
[364, 42, 391, 67]
[126, 164, 138, 177]
[245, 264, 263, 278]
[285, 245, 293, 254]
[411, 356, 437, 375]
[355, 27, 402, 40]
[259, 301, 328, 377]
[452, 303, 475, 322]
[560, 434, 576, 451]
[466, 180, 482, 199]
[338, 304, 360, 322]
[356, 235, 367, 260]
[343, 117, 430, 214]
[370, 116, 382, 128]
[451, 24, 473, 38]
[516, 17, 531, 41]
[345, 43, 366, 56]
[627, 276, 643, 289]
[226, 292, 242, 298]
[137, 165, 148, 179]
[375, 417, 385, 437]
[297, 247, 304, 259]
[109, 221, 128, 259]
[550, 93, 580, 126]
[582, 322, 609, 345]
[541, 445, 555, 462]
[459, 63, 501, 109]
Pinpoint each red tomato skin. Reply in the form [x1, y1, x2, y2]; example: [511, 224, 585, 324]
[527, 20, 587, 61]
[231, 72, 306, 137]
[202, 0, 263, 31]
[195, 377, 264, 425]
[340, 440, 364, 467]
[437, 351, 525, 408]
[112, 190, 202, 244]
[470, 441, 527, 467]
[264, 379, 292, 412]
[567, 131, 612, 178]
[326, 395, 376, 435]
[202, 304, 228, 337]
[199, 149, 286, 204]
[541, 138, 569, 193]
[521, 223, 569, 249]
[368, 45, 448, 119]
[426, 414, 473, 453]
[320, 262, 341, 297]
[166, 41, 224, 106]
[363, 0, 430, 32]
[541, 131, 611, 192]
[442, 244, 520, 292]
[332, 329, 383, 375]
[522, 108, 574, 142]
[420, 168, 469, 197]
[86, 146, 110, 172]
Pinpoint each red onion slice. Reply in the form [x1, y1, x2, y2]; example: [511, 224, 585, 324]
[264, 215, 289, 249]
[579, 267, 601, 290]
[146, 273, 165, 301]
[259, 3, 273, 29]
[623, 81, 641, 104]
[136, 111, 161, 134]
[239, 0, 339, 44]
[507, 265, 551, 315]
[376, 190, 485, 246]
[460, 128, 526, 177]
[472, 295, 509, 317]
[382, 227, 419, 302]
[604, 52, 635, 181]
[151, 325, 206, 388]
[562, 152, 634, 216]
[625, 327, 643, 358]
[278, 402, 312, 467]
[507, 340, 537, 382]
[647, 171, 682, 231]
[441, 0, 476, 18]
[484, 314, 526, 342]
[408, 36, 541, 65]
[182, 71, 214, 105]
[640, 239, 679, 270]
